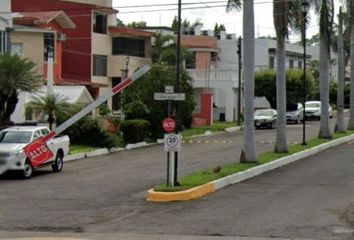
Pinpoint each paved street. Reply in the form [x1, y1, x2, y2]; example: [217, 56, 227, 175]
[1, 119, 354, 240]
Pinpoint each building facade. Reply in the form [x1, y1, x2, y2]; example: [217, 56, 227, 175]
[12, 0, 153, 114]
[0, 0, 12, 53]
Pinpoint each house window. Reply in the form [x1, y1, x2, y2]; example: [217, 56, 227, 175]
[298, 61, 302, 69]
[185, 51, 196, 69]
[93, 12, 107, 34]
[25, 107, 33, 121]
[269, 56, 275, 69]
[112, 37, 145, 57]
[112, 77, 122, 111]
[11, 43, 23, 57]
[93, 55, 107, 76]
[0, 31, 8, 53]
[289, 59, 294, 69]
[44, 33, 55, 60]
[211, 52, 218, 62]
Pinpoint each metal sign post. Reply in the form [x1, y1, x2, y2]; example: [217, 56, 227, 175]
[164, 133, 181, 187]
[154, 87, 185, 187]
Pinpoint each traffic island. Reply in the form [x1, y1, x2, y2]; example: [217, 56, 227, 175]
[147, 182, 215, 202]
[147, 131, 354, 202]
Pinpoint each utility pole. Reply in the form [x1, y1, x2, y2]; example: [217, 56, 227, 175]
[237, 36, 242, 126]
[120, 56, 129, 115]
[174, 0, 182, 185]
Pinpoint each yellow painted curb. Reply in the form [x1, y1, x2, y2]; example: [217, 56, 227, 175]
[147, 182, 215, 202]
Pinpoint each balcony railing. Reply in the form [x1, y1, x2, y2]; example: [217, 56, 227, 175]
[187, 69, 239, 89]
[187, 69, 237, 81]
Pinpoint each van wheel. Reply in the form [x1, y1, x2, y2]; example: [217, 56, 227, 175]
[52, 152, 63, 173]
[21, 159, 33, 179]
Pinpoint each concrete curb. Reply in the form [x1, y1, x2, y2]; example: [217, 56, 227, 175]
[63, 143, 148, 163]
[225, 126, 242, 132]
[147, 133, 354, 202]
[147, 182, 215, 202]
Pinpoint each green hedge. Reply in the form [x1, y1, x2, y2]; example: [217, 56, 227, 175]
[121, 119, 151, 143]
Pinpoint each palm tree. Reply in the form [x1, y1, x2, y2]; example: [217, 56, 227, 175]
[345, 1, 354, 129]
[227, 0, 257, 162]
[0, 53, 42, 125]
[315, 0, 334, 138]
[27, 93, 71, 130]
[335, 7, 346, 133]
[273, 0, 290, 152]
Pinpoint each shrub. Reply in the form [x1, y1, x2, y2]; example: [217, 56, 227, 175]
[124, 101, 150, 120]
[120, 119, 151, 143]
[56, 104, 119, 148]
[99, 103, 111, 116]
[64, 117, 117, 148]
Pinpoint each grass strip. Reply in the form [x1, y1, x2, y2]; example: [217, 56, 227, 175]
[154, 130, 354, 192]
[181, 122, 236, 139]
[69, 145, 99, 155]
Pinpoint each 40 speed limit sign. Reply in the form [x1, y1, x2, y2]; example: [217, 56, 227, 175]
[164, 134, 182, 152]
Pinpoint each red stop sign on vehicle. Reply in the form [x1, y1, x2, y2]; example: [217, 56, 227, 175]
[23, 136, 54, 168]
[163, 118, 175, 132]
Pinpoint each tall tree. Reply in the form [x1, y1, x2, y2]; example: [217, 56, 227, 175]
[227, 0, 257, 162]
[0, 53, 42, 125]
[335, 7, 346, 132]
[345, 1, 354, 129]
[315, 0, 334, 138]
[273, 0, 290, 152]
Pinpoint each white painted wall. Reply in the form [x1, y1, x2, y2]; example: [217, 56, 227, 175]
[0, 0, 12, 31]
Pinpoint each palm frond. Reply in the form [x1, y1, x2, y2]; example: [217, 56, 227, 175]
[226, 0, 242, 12]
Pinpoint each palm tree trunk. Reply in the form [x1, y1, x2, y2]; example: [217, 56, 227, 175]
[240, 0, 256, 163]
[348, 9, 354, 129]
[335, 8, 346, 132]
[318, 25, 332, 138]
[274, 38, 288, 152]
[2, 91, 18, 125]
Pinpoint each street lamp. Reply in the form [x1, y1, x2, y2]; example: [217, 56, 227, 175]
[301, 0, 310, 145]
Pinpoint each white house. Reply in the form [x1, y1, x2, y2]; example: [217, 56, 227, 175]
[11, 86, 94, 124]
[0, 0, 12, 53]
[254, 38, 337, 80]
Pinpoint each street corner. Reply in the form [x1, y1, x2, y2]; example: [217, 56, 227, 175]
[146, 182, 215, 202]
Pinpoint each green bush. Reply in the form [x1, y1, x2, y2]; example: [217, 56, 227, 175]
[98, 103, 111, 116]
[65, 117, 117, 148]
[255, 69, 316, 108]
[56, 104, 120, 148]
[124, 101, 150, 120]
[120, 119, 151, 143]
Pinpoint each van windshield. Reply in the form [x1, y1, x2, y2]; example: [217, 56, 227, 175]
[306, 102, 320, 108]
[287, 103, 298, 111]
[0, 131, 32, 144]
[255, 110, 274, 116]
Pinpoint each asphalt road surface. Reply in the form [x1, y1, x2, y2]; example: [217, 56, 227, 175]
[1, 118, 354, 240]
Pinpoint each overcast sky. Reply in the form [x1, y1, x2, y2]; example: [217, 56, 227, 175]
[113, 0, 340, 42]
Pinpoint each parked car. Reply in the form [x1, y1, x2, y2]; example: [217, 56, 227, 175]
[286, 103, 304, 124]
[305, 101, 333, 120]
[254, 109, 277, 129]
[0, 126, 70, 178]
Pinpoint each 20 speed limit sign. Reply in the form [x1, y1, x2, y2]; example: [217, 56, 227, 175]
[164, 134, 181, 152]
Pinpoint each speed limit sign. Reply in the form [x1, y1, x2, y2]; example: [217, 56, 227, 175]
[164, 134, 181, 152]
